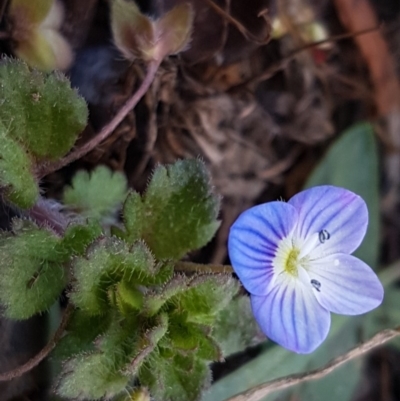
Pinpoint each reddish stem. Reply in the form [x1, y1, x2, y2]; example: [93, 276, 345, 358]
[37, 61, 160, 178]
[0, 304, 73, 382]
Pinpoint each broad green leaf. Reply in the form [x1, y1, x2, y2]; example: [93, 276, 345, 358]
[63, 166, 128, 220]
[70, 238, 155, 315]
[0, 121, 39, 208]
[58, 221, 103, 256]
[123, 159, 220, 260]
[53, 310, 111, 360]
[176, 275, 239, 325]
[213, 296, 259, 357]
[202, 315, 360, 401]
[57, 313, 139, 399]
[139, 351, 210, 401]
[0, 220, 67, 318]
[56, 353, 129, 400]
[304, 122, 379, 268]
[0, 58, 87, 160]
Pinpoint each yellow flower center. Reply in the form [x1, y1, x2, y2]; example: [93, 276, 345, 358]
[284, 248, 300, 276]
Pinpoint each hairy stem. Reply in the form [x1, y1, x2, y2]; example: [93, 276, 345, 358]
[27, 198, 68, 236]
[175, 261, 234, 274]
[0, 304, 73, 382]
[37, 61, 160, 178]
[224, 327, 400, 401]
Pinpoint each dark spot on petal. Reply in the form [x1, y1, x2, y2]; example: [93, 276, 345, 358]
[311, 279, 321, 292]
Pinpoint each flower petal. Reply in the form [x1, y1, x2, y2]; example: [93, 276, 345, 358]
[228, 202, 298, 296]
[307, 254, 383, 315]
[251, 274, 331, 353]
[288, 186, 368, 257]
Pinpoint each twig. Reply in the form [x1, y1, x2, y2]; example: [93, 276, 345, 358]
[230, 24, 380, 92]
[0, 303, 73, 382]
[223, 327, 400, 401]
[175, 261, 234, 274]
[37, 61, 160, 178]
[204, 0, 270, 44]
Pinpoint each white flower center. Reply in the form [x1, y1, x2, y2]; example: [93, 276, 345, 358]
[273, 230, 330, 292]
[273, 236, 310, 278]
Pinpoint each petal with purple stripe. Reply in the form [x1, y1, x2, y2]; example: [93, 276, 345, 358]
[307, 253, 383, 315]
[228, 202, 298, 295]
[288, 186, 368, 258]
[251, 273, 331, 353]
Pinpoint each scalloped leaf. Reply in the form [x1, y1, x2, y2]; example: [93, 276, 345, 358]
[123, 159, 220, 260]
[213, 296, 260, 357]
[70, 238, 156, 315]
[0, 121, 39, 208]
[176, 274, 239, 325]
[56, 353, 129, 400]
[139, 352, 210, 401]
[53, 309, 111, 360]
[0, 220, 67, 318]
[63, 166, 128, 220]
[0, 58, 87, 160]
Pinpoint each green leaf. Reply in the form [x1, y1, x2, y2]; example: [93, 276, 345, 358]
[56, 353, 129, 400]
[63, 166, 128, 220]
[70, 238, 155, 315]
[304, 122, 379, 267]
[0, 121, 39, 208]
[0, 220, 67, 319]
[58, 221, 103, 256]
[202, 315, 360, 401]
[0, 58, 88, 161]
[123, 313, 169, 376]
[57, 313, 140, 399]
[123, 159, 220, 260]
[139, 352, 210, 401]
[213, 296, 260, 357]
[176, 275, 239, 325]
[53, 310, 111, 360]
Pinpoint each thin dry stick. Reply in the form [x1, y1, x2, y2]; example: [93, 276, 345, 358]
[0, 304, 73, 382]
[204, 0, 270, 44]
[37, 61, 160, 178]
[224, 327, 400, 401]
[230, 24, 380, 93]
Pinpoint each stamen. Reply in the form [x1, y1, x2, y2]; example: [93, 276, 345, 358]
[284, 248, 300, 276]
[318, 229, 330, 243]
[311, 279, 321, 292]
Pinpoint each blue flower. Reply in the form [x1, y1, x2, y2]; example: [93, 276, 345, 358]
[228, 185, 383, 354]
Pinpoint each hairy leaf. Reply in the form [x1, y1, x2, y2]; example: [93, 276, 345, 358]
[139, 352, 210, 401]
[123, 159, 220, 260]
[213, 296, 260, 357]
[0, 220, 67, 318]
[0, 58, 87, 160]
[63, 166, 128, 220]
[0, 122, 39, 208]
[70, 238, 155, 315]
[56, 353, 129, 400]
